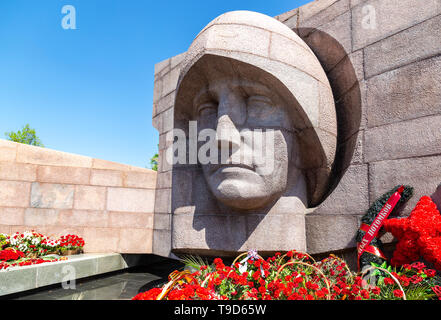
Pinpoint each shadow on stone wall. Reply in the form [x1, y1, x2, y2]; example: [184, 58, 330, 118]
[299, 27, 362, 201]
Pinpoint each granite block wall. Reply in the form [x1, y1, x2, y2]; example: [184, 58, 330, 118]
[0, 139, 156, 254]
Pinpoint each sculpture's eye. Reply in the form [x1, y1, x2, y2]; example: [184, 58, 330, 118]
[198, 102, 217, 118]
[247, 95, 273, 109]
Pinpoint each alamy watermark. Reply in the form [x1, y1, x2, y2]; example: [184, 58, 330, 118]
[61, 5, 76, 30]
[165, 121, 276, 176]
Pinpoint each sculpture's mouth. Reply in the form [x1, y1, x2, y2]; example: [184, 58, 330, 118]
[208, 163, 255, 175]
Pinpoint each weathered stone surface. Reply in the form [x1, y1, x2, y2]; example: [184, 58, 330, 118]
[58, 209, 108, 228]
[161, 66, 180, 98]
[306, 214, 359, 254]
[30, 183, 74, 209]
[0, 139, 17, 162]
[74, 185, 106, 211]
[154, 57, 170, 76]
[365, 115, 441, 163]
[369, 156, 441, 215]
[0, 162, 36, 182]
[124, 170, 157, 189]
[154, 188, 171, 214]
[156, 171, 172, 189]
[275, 8, 298, 23]
[299, 0, 349, 33]
[314, 164, 368, 215]
[300, 10, 352, 71]
[107, 187, 155, 213]
[0, 181, 30, 208]
[153, 212, 171, 231]
[118, 228, 153, 253]
[366, 55, 441, 128]
[91, 158, 132, 171]
[83, 227, 119, 253]
[0, 208, 24, 226]
[327, 49, 364, 99]
[17, 144, 92, 168]
[24, 208, 59, 226]
[90, 169, 123, 187]
[351, 0, 441, 50]
[37, 166, 90, 185]
[364, 14, 441, 78]
[153, 229, 172, 257]
[108, 211, 153, 228]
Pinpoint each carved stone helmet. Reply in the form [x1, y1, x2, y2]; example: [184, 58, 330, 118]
[174, 10, 337, 207]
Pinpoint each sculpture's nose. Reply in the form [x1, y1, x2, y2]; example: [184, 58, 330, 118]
[215, 90, 245, 151]
[216, 114, 241, 151]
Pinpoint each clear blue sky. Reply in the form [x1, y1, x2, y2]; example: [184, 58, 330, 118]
[0, 0, 312, 168]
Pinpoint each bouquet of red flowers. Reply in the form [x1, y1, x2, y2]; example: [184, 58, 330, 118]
[0, 248, 25, 262]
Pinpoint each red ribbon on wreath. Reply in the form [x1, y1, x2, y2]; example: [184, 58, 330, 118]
[357, 186, 405, 270]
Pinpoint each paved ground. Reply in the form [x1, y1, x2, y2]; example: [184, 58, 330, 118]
[8, 259, 182, 300]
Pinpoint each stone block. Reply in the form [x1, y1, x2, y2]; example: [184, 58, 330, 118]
[124, 170, 157, 189]
[30, 182, 73, 209]
[108, 211, 153, 228]
[351, 0, 440, 50]
[306, 214, 359, 254]
[315, 164, 368, 215]
[170, 52, 186, 70]
[0, 225, 10, 234]
[0, 208, 24, 226]
[327, 49, 364, 100]
[16, 144, 92, 168]
[275, 8, 298, 23]
[284, 13, 299, 30]
[83, 228, 119, 253]
[91, 158, 132, 171]
[299, 0, 350, 32]
[369, 156, 441, 215]
[43, 226, 85, 239]
[154, 57, 171, 76]
[0, 267, 37, 295]
[58, 210, 108, 228]
[24, 208, 59, 226]
[0, 162, 36, 182]
[161, 66, 180, 98]
[366, 55, 441, 128]
[154, 188, 171, 214]
[153, 229, 172, 257]
[73, 185, 106, 211]
[300, 11, 352, 72]
[365, 115, 441, 163]
[154, 91, 175, 116]
[118, 228, 153, 253]
[364, 14, 441, 78]
[37, 165, 90, 185]
[0, 181, 31, 208]
[156, 171, 172, 189]
[90, 169, 123, 187]
[96, 253, 128, 274]
[153, 212, 171, 231]
[107, 187, 155, 213]
[0, 139, 17, 162]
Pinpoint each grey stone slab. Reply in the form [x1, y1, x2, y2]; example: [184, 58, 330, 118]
[0, 254, 128, 297]
[306, 214, 359, 254]
[327, 49, 364, 100]
[152, 229, 172, 257]
[153, 212, 171, 231]
[154, 188, 171, 214]
[299, 0, 350, 34]
[351, 0, 441, 50]
[369, 155, 441, 215]
[366, 55, 441, 128]
[0, 267, 37, 296]
[314, 164, 368, 215]
[300, 10, 352, 72]
[30, 183, 74, 209]
[365, 114, 441, 163]
[364, 14, 441, 78]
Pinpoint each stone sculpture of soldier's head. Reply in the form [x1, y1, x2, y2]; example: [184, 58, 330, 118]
[174, 10, 337, 211]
